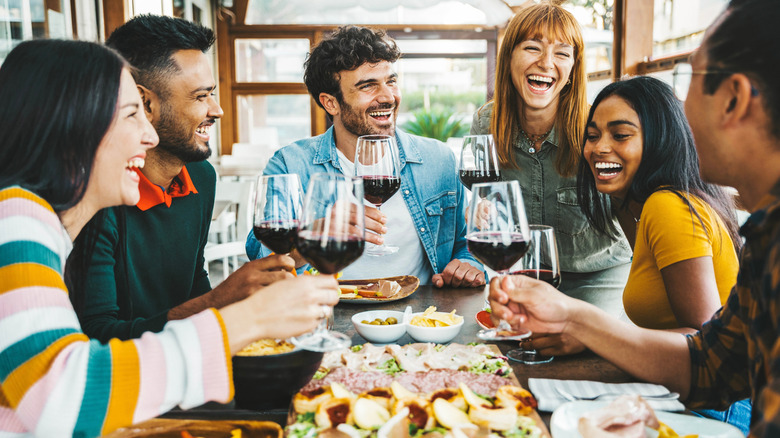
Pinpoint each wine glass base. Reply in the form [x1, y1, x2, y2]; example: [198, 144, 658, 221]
[364, 243, 399, 256]
[507, 348, 553, 364]
[291, 330, 351, 352]
[476, 326, 532, 341]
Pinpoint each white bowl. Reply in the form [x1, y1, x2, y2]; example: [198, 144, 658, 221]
[351, 310, 407, 344]
[405, 312, 464, 343]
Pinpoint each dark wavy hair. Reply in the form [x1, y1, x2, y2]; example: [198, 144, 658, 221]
[0, 39, 125, 212]
[702, 0, 780, 140]
[106, 14, 215, 98]
[304, 26, 400, 117]
[577, 76, 741, 252]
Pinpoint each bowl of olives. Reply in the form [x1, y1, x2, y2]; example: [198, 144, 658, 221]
[351, 310, 407, 344]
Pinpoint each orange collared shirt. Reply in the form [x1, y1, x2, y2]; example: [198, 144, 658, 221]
[136, 166, 199, 211]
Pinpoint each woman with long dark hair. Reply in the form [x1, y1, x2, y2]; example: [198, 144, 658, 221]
[471, 2, 632, 320]
[578, 75, 740, 333]
[0, 39, 337, 437]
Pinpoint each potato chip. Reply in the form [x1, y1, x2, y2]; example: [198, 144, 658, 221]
[410, 306, 462, 327]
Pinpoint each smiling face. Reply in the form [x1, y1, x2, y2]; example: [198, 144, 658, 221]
[584, 96, 644, 200]
[89, 68, 159, 208]
[153, 49, 223, 163]
[332, 61, 400, 139]
[510, 36, 574, 114]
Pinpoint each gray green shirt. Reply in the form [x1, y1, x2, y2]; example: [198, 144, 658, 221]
[471, 102, 631, 273]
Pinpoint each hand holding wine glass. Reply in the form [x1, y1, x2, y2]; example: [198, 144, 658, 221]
[292, 173, 366, 352]
[252, 174, 304, 255]
[466, 181, 532, 341]
[459, 134, 501, 190]
[354, 134, 401, 256]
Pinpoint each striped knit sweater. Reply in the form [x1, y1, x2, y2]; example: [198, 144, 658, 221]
[0, 186, 234, 437]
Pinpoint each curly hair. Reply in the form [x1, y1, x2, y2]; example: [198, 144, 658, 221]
[106, 14, 215, 99]
[304, 26, 400, 114]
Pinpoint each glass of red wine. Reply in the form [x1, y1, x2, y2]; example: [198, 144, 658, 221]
[252, 174, 303, 255]
[466, 181, 533, 342]
[507, 225, 560, 364]
[459, 134, 501, 190]
[292, 173, 365, 352]
[354, 134, 401, 256]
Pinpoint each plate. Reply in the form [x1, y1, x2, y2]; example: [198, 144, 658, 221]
[475, 310, 495, 329]
[103, 418, 282, 438]
[550, 400, 743, 438]
[338, 275, 420, 303]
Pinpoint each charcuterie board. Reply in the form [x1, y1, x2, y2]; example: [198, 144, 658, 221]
[284, 343, 550, 437]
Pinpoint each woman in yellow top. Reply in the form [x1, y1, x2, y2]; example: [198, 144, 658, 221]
[578, 75, 748, 435]
[578, 75, 741, 333]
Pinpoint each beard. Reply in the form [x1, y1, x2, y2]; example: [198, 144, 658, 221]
[338, 98, 396, 137]
[154, 102, 212, 163]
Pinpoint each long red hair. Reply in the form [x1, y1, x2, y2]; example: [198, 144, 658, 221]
[486, 3, 587, 177]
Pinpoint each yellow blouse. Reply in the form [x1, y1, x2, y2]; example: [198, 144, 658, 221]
[623, 190, 739, 329]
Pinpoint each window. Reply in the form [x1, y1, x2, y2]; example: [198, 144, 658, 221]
[652, 0, 727, 58]
[1, 0, 71, 64]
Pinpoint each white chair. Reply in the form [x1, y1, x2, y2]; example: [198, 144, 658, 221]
[204, 241, 248, 285]
[209, 179, 256, 244]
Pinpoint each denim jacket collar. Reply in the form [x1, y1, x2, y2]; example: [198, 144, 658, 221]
[312, 128, 424, 171]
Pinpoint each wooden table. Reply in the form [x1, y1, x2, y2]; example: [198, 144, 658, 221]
[165, 284, 634, 429]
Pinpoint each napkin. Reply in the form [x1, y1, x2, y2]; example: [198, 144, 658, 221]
[528, 378, 685, 412]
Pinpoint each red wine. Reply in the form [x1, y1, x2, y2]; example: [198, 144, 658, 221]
[253, 220, 299, 254]
[296, 231, 365, 274]
[512, 269, 561, 288]
[466, 232, 529, 272]
[459, 170, 500, 189]
[362, 176, 400, 206]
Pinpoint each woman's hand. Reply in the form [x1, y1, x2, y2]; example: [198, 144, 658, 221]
[221, 275, 339, 354]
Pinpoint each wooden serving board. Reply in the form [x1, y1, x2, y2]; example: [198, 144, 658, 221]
[487, 344, 551, 438]
[104, 418, 282, 438]
[285, 343, 550, 437]
[338, 275, 420, 303]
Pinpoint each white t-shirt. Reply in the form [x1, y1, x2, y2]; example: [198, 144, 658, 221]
[336, 148, 434, 284]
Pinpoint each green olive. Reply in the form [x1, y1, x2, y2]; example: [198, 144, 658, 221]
[385, 317, 398, 325]
[361, 320, 370, 324]
[369, 320, 381, 325]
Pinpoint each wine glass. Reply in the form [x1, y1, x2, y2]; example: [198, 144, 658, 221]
[466, 181, 532, 342]
[292, 173, 365, 352]
[354, 134, 401, 256]
[252, 174, 303, 254]
[459, 134, 501, 190]
[507, 225, 560, 364]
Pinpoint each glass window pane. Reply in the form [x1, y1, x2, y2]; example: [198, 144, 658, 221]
[653, 0, 728, 57]
[396, 39, 486, 55]
[246, 0, 512, 26]
[1, 0, 69, 65]
[396, 57, 487, 132]
[237, 94, 311, 148]
[235, 38, 309, 83]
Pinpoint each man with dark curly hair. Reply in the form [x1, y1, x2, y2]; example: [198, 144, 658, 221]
[247, 26, 484, 288]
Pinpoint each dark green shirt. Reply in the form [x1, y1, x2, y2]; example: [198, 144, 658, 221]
[77, 161, 216, 342]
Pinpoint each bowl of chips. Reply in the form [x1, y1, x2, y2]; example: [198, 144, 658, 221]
[232, 339, 324, 410]
[406, 306, 464, 343]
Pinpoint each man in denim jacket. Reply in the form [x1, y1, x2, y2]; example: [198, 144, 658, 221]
[246, 26, 484, 288]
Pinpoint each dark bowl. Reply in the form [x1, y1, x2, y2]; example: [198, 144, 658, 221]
[232, 348, 324, 410]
